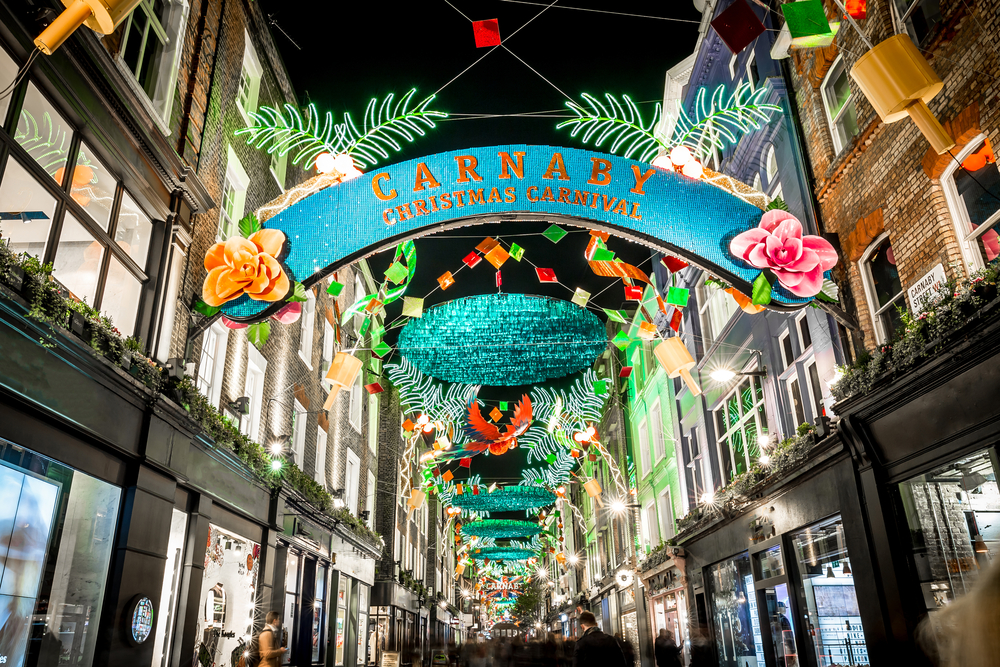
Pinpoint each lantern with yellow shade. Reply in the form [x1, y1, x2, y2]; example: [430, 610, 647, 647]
[850, 34, 954, 154]
[583, 478, 603, 507]
[322, 352, 363, 410]
[653, 338, 702, 396]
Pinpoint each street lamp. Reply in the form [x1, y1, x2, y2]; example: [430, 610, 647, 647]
[709, 350, 766, 383]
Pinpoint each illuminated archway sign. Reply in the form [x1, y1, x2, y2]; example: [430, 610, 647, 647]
[218, 144, 820, 321]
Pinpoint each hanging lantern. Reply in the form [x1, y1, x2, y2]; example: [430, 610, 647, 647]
[583, 478, 603, 507]
[850, 34, 954, 154]
[456, 563, 466, 578]
[653, 338, 702, 396]
[406, 488, 426, 518]
[323, 352, 363, 409]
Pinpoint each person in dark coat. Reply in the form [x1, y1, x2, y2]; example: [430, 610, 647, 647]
[573, 611, 628, 667]
[614, 632, 636, 667]
[654, 629, 683, 667]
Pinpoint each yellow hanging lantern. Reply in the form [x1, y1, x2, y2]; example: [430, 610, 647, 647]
[583, 478, 603, 507]
[34, 0, 144, 54]
[654, 338, 702, 396]
[851, 34, 954, 154]
[323, 352, 363, 409]
[456, 563, 466, 578]
[406, 488, 425, 519]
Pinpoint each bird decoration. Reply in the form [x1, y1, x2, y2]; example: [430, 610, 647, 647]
[464, 395, 533, 456]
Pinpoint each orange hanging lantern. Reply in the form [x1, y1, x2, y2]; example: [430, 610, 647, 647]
[653, 338, 702, 396]
[323, 352, 363, 409]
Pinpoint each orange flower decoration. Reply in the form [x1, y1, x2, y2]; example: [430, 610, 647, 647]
[202, 229, 290, 307]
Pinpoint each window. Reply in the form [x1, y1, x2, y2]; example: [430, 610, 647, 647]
[151, 508, 187, 667]
[0, 47, 16, 122]
[779, 330, 794, 370]
[943, 135, 1000, 270]
[765, 145, 778, 184]
[796, 312, 812, 351]
[770, 183, 783, 205]
[116, 0, 189, 123]
[366, 470, 376, 528]
[821, 57, 860, 154]
[299, 289, 316, 368]
[659, 489, 675, 540]
[745, 49, 759, 88]
[637, 418, 650, 477]
[291, 399, 306, 467]
[315, 426, 328, 486]
[322, 317, 335, 391]
[236, 32, 263, 123]
[650, 400, 666, 462]
[345, 449, 360, 514]
[697, 277, 740, 342]
[349, 369, 363, 432]
[218, 148, 248, 240]
[752, 172, 762, 192]
[713, 376, 767, 481]
[241, 346, 266, 441]
[787, 374, 806, 427]
[862, 234, 905, 343]
[805, 359, 824, 420]
[682, 426, 707, 510]
[196, 321, 228, 407]
[643, 502, 657, 549]
[895, 0, 941, 44]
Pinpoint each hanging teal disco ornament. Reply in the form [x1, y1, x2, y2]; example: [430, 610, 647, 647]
[470, 547, 537, 561]
[397, 293, 607, 386]
[461, 519, 543, 540]
[451, 485, 556, 513]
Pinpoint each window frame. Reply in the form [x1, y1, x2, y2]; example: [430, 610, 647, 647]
[795, 311, 812, 353]
[349, 370, 363, 433]
[241, 344, 266, 441]
[651, 399, 666, 463]
[803, 358, 824, 421]
[860, 232, 905, 344]
[314, 425, 328, 487]
[728, 52, 739, 80]
[713, 376, 767, 482]
[218, 146, 248, 241]
[196, 320, 228, 408]
[345, 449, 361, 515]
[637, 417, 650, 477]
[787, 373, 806, 427]
[658, 487, 675, 541]
[643, 501, 657, 549]
[299, 289, 316, 369]
[366, 470, 376, 528]
[291, 399, 306, 467]
[235, 31, 263, 125]
[820, 56, 859, 154]
[779, 330, 794, 370]
[697, 274, 739, 343]
[941, 133, 1000, 271]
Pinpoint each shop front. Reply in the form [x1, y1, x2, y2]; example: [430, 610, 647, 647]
[677, 437, 880, 667]
[641, 555, 688, 651]
[370, 579, 422, 667]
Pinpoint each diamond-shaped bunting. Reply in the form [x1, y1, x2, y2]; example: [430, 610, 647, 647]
[711, 0, 766, 54]
[402, 296, 424, 318]
[546, 453, 557, 464]
[543, 224, 567, 243]
[365, 298, 383, 313]
[667, 286, 690, 307]
[661, 256, 689, 273]
[588, 453, 598, 462]
[327, 280, 345, 296]
[624, 285, 643, 301]
[496, 270, 502, 288]
[619, 366, 633, 378]
[372, 341, 392, 358]
[572, 288, 591, 308]
[604, 308, 627, 323]
[499, 401, 509, 411]
[365, 382, 384, 394]
[670, 309, 683, 332]
[472, 18, 501, 48]
[438, 271, 456, 290]
[489, 407, 503, 422]
[385, 261, 408, 284]
[463, 251, 482, 268]
[460, 457, 472, 468]
[592, 247, 615, 262]
[536, 268, 557, 283]
[485, 245, 510, 269]
[656, 295, 669, 315]
[590, 230, 610, 242]
[442, 470, 454, 482]
[593, 380, 608, 395]
[476, 237, 500, 253]
[401, 418, 415, 432]
[781, 0, 834, 39]
[509, 243, 525, 261]
[638, 321, 657, 340]
[612, 331, 630, 350]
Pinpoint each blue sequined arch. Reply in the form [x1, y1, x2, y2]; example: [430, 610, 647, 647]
[217, 145, 821, 321]
[397, 293, 607, 386]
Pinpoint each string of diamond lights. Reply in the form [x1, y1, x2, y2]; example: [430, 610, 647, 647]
[397, 293, 608, 386]
[460, 519, 543, 540]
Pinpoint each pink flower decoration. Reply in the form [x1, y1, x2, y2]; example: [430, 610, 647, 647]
[271, 301, 302, 324]
[221, 316, 248, 329]
[730, 210, 838, 297]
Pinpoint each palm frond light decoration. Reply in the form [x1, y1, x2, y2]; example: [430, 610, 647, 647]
[557, 82, 781, 168]
[235, 89, 448, 173]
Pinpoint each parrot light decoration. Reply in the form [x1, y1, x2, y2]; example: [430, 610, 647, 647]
[464, 395, 533, 456]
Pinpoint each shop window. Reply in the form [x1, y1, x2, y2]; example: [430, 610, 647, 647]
[0, 438, 122, 667]
[637, 417, 650, 477]
[787, 374, 806, 427]
[196, 321, 229, 407]
[346, 449, 361, 515]
[52, 213, 104, 304]
[16, 82, 72, 178]
[651, 399, 666, 463]
[198, 526, 260, 666]
[241, 346, 266, 441]
[790, 515, 870, 666]
[315, 426, 328, 487]
[116, 0, 189, 123]
[73, 143, 116, 232]
[299, 290, 316, 368]
[861, 234, 904, 343]
[283, 550, 299, 665]
[895, 0, 941, 44]
[707, 553, 763, 667]
[291, 399, 306, 467]
[0, 47, 16, 124]
[713, 377, 767, 481]
[697, 276, 739, 342]
[898, 448, 999, 612]
[821, 57, 860, 154]
[151, 508, 188, 667]
[116, 191, 153, 267]
[349, 370, 363, 432]
[779, 330, 794, 370]
[943, 135, 1000, 271]
[236, 33, 263, 123]
[335, 575, 350, 665]
[313, 564, 328, 663]
[0, 155, 57, 258]
[357, 586, 369, 665]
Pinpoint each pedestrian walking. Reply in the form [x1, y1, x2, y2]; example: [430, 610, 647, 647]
[256, 611, 287, 667]
[654, 629, 682, 667]
[572, 611, 628, 667]
[614, 632, 636, 666]
[921, 558, 1000, 667]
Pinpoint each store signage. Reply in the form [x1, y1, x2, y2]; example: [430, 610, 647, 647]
[907, 263, 946, 311]
[220, 144, 811, 322]
[382, 651, 400, 667]
[129, 596, 154, 644]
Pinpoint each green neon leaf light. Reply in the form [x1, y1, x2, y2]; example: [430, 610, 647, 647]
[557, 82, 782, 164]
[235, 89, 447, 169]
